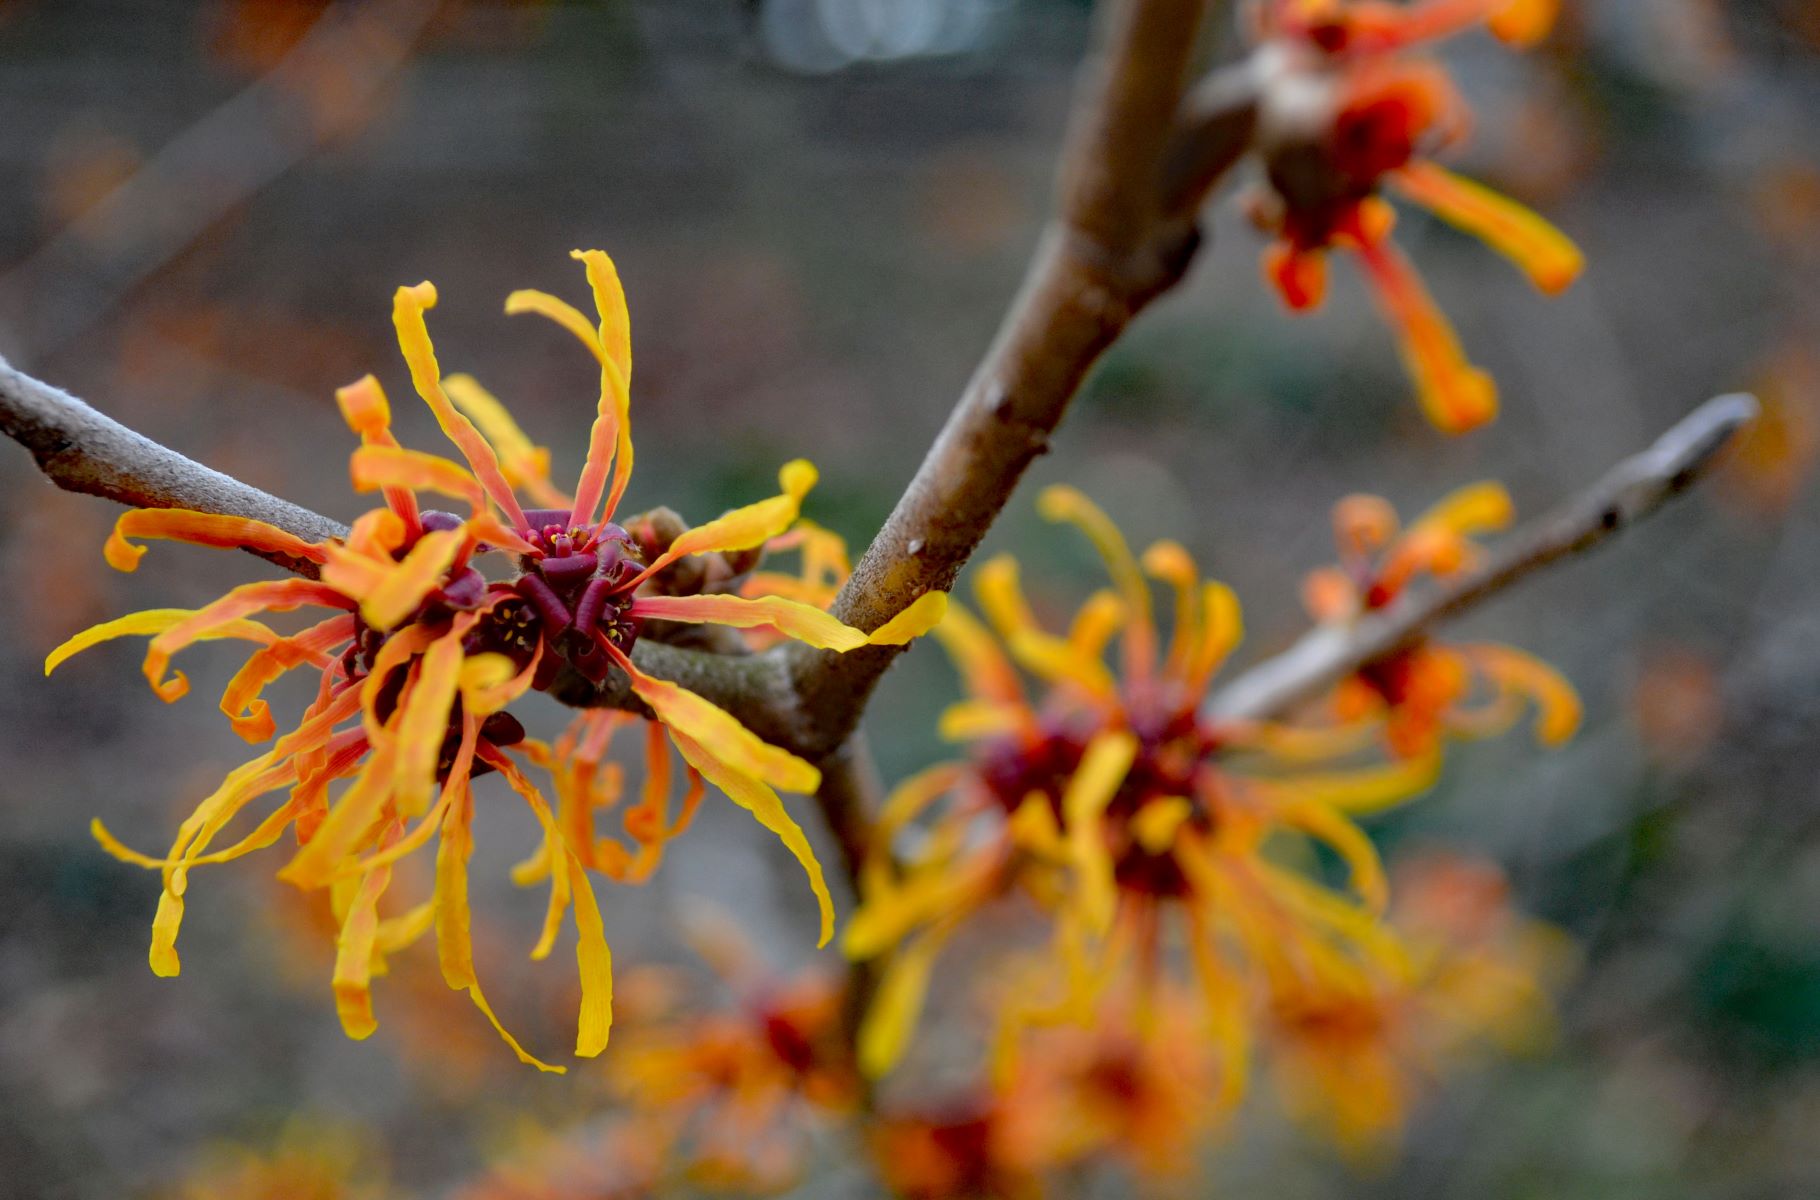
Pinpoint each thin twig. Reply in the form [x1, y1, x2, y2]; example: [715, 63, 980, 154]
[0, 353, 348, 573]
[1208, 394, 1761, 723]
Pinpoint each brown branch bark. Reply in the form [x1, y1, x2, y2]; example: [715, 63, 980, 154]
[784, 0, 1257, 763]
[0, 354, 349, 573]
[1208, 394, 1760, 723]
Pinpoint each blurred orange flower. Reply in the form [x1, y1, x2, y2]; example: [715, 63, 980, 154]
[1299, 482, 1581, 758]
[162, 1120, 386, 1200]
[1249, 0, 1583, 431]
[845, 487, 1439, 1079]
[1263, 850, 1570, 1154]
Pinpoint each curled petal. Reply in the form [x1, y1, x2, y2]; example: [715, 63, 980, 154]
[104, 509, 328, 573]
[623, 461, 818, 589]
[480, 744, 614, 1057]
[144, 580, 352, 701]
[350, 445, 487, 514]
[47, 609, 275, 677]
[1392, 160, 1583, 294]
[219, 614, 355, 742]
[571, 250, 637, 526]
[443, 373, 569, 508]
[504, 288, 602, 360]
[360, 529, 466, 632]
[569, 249, 633, 386]
[431, 774, 564, 1071]
[669, 728, 834, 949]
[604, 641, 820, 794]
[1252, 745, 1442, 815]
[277, 737, 401, 890]
[973, 555, 1042, 643]
[1036, 485, 1156, 673]
[858, 917, 960, 1079]
[1277, 798, 1389, 912]
[332, 819, 404, 1039]
[931, 602, 1026, 708]
[335, 375, 421, 537]
[1345, 203, 1498, 434]
[631, 593, 867, 651]
[392, 281, 528, 530]
[1063, 732, 1139, 934]
[1187, 581, 1243, 691]
[1468, 643, 1581, 745]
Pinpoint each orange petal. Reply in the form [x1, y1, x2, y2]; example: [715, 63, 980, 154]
[349, 445, 487, 513]
[669, 728, 834, 948]
[622, 461, 817, 589]
[1264, 242, 1329, 311]
[479, 744, 614, 1057]
[1392, 160, 1583, 294]
[569, 250, 637, 527]
[1488, 0, 1558, 47]
[1346, 206, 1498, 434]
[104, 509, 328, 573]
[1469, 643, 1581, 745]
[631, 593, 867, 651]
[359, 528, 466, 632]
[332, 818, 404, 1040]
[144, 580, 352, 701]
[277, 736, 401, 891]
[218, 614, 355, 742]
[392, 281, 529, 530]
[605, 642, 819, 794]
[443, 373, 570, 509]
[47, 608, 276, 678]
[391, 627, 468, 819]
[335, 375, 421, 537]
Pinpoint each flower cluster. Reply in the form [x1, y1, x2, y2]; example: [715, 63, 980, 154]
[1300, 482, 1581, 758]
[843, 486, 1571, 1157]
[48, 251, 942, 1068]
[1248, 0, 1583, 431]
[843, 486, 1441, 1079]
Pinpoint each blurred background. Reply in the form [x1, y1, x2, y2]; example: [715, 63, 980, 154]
[0, 0, 1816, 1196]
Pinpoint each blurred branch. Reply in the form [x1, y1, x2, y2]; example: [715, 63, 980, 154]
[1209, 394, 1761, 723]
[0, 0, 440, 365]
[785, 0, 1256, 766]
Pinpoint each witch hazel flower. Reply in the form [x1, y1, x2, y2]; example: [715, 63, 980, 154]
[1300, 481, 1581, 759]
[842, 487, 1437, 1078]
[1247, 0, 1584, 432]
[45, 250, 943, 1069]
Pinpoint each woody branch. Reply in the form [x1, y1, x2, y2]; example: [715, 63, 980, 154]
[1209, 393, 1761, 723]
[0, 1, 1753, 900]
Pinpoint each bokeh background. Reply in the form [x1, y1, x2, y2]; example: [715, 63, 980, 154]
[0, 0, 1817, 1196]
